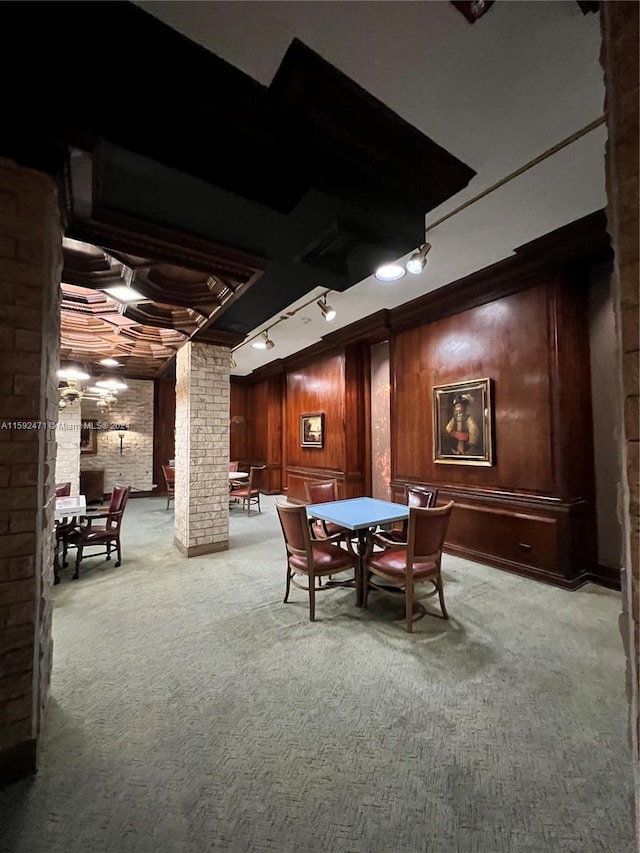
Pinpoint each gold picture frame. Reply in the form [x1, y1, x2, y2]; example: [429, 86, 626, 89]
[433, 378, 493, 466]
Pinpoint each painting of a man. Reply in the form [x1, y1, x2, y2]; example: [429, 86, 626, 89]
[434, 378, 493, 466]
[445, 393, 480, 456]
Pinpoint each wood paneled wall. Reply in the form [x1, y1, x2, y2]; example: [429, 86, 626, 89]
[230, 211, 613, 588]
[230, 381, 248, 465]
[282, 347, 369, 502]
[153, 377, 176, 491]
[245, 375, 283, 494]
[390, 274, 597, 587]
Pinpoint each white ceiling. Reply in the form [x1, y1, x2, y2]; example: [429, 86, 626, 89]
[136, 0, 606, 375]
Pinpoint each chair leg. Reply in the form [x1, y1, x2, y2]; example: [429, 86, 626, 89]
[106, 543, 111, 561]
[166, 496, 170, 510]
[405, 579, 414, 633]
[257, 493, 261, 513]
[115, 537, 122, 568]
[284, 564, 292, 603]
[363, 569, 371, 609]
[308, 572, 316, 621]
[73, 546, 83, 580]
[436, 574, 449, 619]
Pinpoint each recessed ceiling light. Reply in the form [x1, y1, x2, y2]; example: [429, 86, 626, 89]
[103, 285, 146, 304]
[375, 264, 406, 282]
[99, 358, 121, 367]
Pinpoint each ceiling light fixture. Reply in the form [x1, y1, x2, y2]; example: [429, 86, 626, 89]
[375, 263, 406, 282]
[251, 330, 275, 351]
[406, 242, 432, 275]
[99, 358, 121, 367]
[57, 365, 126, 412]
[317, 293, 336, 322]
[102, 284, 146, 304]
[94, 377, 128, 392]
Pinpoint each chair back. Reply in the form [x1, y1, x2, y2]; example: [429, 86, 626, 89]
[305, 479, 339, 504]
[276, 501, 310, 555]
[406, 485, 438, 509]
[247, 465, 264, 490]
[229, 461, 239, 472]
[161, 464, 175, 491]
[107, 484, 131, 529]
[407, 501, 454, 565]
[55, 482, 71, 497]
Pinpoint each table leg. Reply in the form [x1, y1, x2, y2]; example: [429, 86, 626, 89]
[355, 530, 368, 607]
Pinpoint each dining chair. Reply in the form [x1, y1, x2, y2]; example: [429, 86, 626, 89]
[364, 500, 454, 633]
[304, 479, 350, 543]
[63, 484, 131, 580]
[161, 464, 175, 510]
[229, 465, 265, 515]
[54, 481, 74, 558]
[276, 500, 357, 622]
[229, 461, 239, 472]
[378, 485, 439, 545]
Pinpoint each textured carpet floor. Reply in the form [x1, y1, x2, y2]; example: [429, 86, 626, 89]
[0, 496, 634, 852]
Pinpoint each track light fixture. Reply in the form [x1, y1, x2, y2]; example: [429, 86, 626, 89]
[406, 242, 432, 275]
[317, 294, 336, 322]
[251, 330, 275, 351]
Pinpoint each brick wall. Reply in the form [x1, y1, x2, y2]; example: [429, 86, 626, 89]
[55, 405, 81, 494]
[80, 379, 154, 494]
[0, 158, 61, 782]
[175, 342, 229, 556]
[600, 0, 640, 823]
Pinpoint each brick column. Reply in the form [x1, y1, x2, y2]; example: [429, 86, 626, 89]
[174, 341, 230, 556]
[55, 404, 81, 494]
[0, 158, 62, 783]
[600, 0, 640, 825]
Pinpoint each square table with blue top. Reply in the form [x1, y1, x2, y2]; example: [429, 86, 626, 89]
[306, 497, 409, 606]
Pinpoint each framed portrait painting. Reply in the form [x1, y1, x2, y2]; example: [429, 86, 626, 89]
[433, 378, 493, 466]
[300, 413, 324, 448]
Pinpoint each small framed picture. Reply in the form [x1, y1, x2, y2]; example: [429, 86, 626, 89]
[433, 378, 493, 466]
[80, 419, 98, 454]
[300, 413, 324, 448]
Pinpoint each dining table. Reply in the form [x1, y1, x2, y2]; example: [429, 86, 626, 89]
[306, 497, 409, 606]
[53, 494, 87, 584]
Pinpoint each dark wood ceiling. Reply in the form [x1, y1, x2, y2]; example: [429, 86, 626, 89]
[2, 1, 476, 379]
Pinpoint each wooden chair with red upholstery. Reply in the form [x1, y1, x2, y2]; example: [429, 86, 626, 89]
[229, 465, 265, 515]
[378, 485, 439, 545]
[304, 479, 350, 543]
[276, 500, 357, 622]
[63, 484, 131, 580]
[364, 501, 454, 633]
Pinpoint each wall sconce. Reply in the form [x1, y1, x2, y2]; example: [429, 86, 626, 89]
[113, 424, 129, 455]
